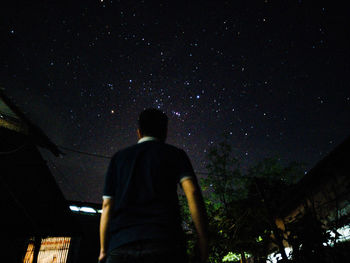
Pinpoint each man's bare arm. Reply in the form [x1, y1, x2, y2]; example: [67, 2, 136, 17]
[99, 198, 114, 261]
[181, 178, 209, 263]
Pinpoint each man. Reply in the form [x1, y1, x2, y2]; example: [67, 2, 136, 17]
[99, 108, 208, 263]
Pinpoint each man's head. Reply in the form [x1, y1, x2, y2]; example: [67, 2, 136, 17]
[137, 108, 168, 141]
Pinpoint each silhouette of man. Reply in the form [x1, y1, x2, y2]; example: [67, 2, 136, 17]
[99, 108, 208, 263]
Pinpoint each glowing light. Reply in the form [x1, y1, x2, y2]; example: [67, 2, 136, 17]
[325, 224, 350, 245]
[69, 205, 79, 212]
[69, 205, 100, 214]
[80, 207, 97, 213]
[267, 247, 292, 263]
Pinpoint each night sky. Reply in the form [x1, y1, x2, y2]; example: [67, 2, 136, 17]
[1, 1, 349, 203]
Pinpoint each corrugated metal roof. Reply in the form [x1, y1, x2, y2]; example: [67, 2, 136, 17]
[0, 90, 62, 156]
[0, 97, 19, 119]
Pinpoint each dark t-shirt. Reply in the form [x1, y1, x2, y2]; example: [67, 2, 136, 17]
[103, 140, 196, 252]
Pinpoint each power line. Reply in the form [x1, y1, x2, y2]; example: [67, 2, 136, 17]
[59, 145, 111, 159]
[57, 145, 257, 178]
[0, 142, 28, 155]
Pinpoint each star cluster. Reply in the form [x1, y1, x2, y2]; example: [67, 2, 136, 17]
[1, 1, 349, 202]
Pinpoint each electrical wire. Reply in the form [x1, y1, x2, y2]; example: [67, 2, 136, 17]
[0, 142, 28, 155]
[57, 145, 257, 178]
[58, 145, 111, 159]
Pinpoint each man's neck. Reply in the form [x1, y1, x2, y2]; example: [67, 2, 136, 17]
[137, 136, 158, 144]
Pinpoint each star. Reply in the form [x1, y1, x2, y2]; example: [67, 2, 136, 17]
[2, 0, 348, 204]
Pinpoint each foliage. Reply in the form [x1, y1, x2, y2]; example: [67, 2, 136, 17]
[281, 203, 350, 262]
[284, 208, 332, 262]
[179, 138, 350, 263]
[180, 138, 304, 262]
[202, 140, 243, 206]
[222, 251, 251, 262]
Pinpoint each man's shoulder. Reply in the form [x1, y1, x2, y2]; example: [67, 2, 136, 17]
[154, 141, 187, 156]
[111, 143, 140, 158]
[162, 142, 184, 152]
[113, 141, 184, 158]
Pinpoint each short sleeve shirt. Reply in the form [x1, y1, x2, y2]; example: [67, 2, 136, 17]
[102, 139, 196, 251]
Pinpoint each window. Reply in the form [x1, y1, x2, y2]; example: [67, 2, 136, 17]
[23, 237, 71, 263]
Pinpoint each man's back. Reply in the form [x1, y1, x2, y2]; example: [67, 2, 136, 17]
[103, 139, 195, 251]
[99, 108, 208, 263]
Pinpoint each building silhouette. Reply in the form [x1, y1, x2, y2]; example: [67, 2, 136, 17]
[1, 90, 100, 263]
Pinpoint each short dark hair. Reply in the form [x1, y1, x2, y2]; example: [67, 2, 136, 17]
[138, 108, 168, 141]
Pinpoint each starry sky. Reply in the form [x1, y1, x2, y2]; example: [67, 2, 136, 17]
[1, 0, 349, 203]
